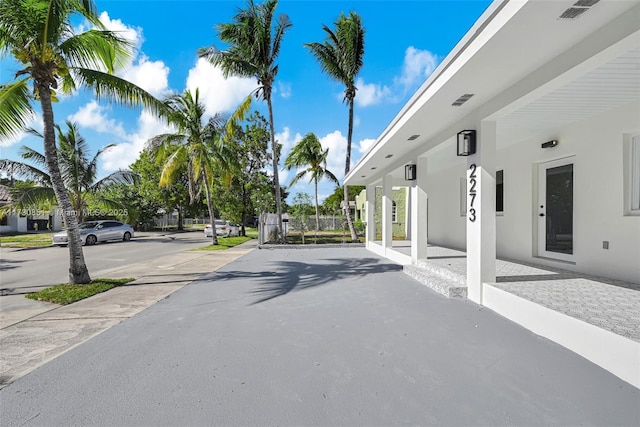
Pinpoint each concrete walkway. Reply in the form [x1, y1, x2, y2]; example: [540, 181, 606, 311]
[0, 246, 638, 426]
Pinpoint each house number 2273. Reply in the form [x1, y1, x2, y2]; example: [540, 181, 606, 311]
[468, 164, 477, 223]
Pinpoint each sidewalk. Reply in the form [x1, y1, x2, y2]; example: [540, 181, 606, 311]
[0, 240, 257, 388]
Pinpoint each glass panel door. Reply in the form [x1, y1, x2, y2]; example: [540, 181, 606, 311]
[538, 158, 575, 261]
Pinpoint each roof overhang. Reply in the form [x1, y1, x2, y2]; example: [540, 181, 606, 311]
[346, 0, 640, 186]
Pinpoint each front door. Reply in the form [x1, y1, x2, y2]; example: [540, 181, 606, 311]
[538, 157, 575, 262]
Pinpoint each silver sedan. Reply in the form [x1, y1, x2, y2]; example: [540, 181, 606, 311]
[52, 220, 135, 246]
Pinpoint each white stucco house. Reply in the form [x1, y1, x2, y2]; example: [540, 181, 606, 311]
[0, 184, 63, 233]
[345, 0, 640, 386]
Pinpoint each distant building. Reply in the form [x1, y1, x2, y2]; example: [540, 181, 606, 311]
[0, 184, 62, 233]
[355, 188, 409, 240]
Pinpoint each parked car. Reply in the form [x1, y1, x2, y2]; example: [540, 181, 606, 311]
[52, 220, 134, 246]
[227, 223, 240, 237]
[204, 220, 235, 238]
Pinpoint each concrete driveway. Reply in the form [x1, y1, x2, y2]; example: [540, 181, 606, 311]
[0, 246, 638, 426]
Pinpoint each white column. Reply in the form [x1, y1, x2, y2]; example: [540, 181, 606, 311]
[382, 174, 393, 250]
[466, 121, 497, 304]
[411, 156, 429, 264]
[365, 184, 376, 245]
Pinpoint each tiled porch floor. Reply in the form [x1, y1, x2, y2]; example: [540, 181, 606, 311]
[392, 243, 640, 342]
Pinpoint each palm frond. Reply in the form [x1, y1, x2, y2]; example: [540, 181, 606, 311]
[224, 94, 253, 140]
[159, 146, 187, 187]
[60, 30, 133, 73]
[271, 13, 293, 61]
[0, 158, 50, 185]
[5, 185, 56, 211]
[18, 146, 48, 168]
[289, 170, 308, 187]
[145, 133, 186, 153]
[91, 169, 138, 190]
[71, 68, 168, 118]
[0, 80, 36, 143]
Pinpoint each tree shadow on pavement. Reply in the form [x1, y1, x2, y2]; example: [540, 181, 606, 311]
[209, 257, 402, 305]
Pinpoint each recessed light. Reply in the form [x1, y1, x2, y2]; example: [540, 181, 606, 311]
[385, 154, 393, 158]
[407, 135, 419, 141]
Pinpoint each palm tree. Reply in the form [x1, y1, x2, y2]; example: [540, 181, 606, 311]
[305, 12, 365, 242]
[0, 121, 136, 223]
[0, 0, 165, 284]
[284, 132, 338, 235]
[199, 0, 292, 242]
[146, 89, 250, 245]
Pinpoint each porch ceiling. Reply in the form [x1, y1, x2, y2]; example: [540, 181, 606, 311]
[346, 0, 640, 186]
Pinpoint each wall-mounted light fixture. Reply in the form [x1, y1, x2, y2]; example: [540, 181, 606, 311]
[457, 130, 476, 156]
[541, 140, 558, 149]
[405, 164, 417, 181]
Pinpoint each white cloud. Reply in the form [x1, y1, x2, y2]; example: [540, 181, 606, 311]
[279, 169, 291, 188]
[357, 138, 376, 154]
[354, 46, 438, 107]
[98, 11, 143, 52]
[395, 46, 438, 93]
[87, 13, 170, 97]
[121, 55, 170, 97]
[319, 130, 348, 181]
[355, 78, 391, 107]
[317, 193, 330, 204]
[186, 59, 258, 117]
[276, 126, 303, 157]
[69, 101, 127, 138]
[277, 81, 292, 99]
[100, 111, 174, 171]
[274, 127, 303, 186]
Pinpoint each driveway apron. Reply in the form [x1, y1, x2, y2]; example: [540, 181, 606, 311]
[0, 247, 638, 426]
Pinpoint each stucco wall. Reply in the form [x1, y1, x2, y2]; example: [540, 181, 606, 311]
[373, 187, 408, 240]
[426, 101, 640, 283]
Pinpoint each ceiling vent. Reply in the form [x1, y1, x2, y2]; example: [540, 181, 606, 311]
[452, 93, 474, 106]
[559, 0, 600, 20]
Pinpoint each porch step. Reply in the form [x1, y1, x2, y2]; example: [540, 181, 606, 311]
[403, 263, 467, 298]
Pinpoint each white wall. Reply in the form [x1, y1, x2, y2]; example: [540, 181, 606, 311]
[426, 156, 467, 250]
[425, 101, 640, 284]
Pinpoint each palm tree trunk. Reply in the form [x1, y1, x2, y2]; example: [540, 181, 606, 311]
[314, 178, 319, 242]
[344, 98, 358, 242]
[314, 178, 320, 243]
[39, 84, 91, 284]
[266, 93, 283, 242]
[201, 163, 218, 245]
[241, 183, 248, 237]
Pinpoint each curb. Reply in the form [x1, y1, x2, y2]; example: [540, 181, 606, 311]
[259, 243, 365, 249]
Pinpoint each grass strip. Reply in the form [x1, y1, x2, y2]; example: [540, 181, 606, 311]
[1, 233, 55, 248]
[26, 278, 134, 305]
[192, 236, 252, 251]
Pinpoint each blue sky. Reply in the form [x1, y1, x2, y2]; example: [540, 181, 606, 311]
[0, 0, 491, 205]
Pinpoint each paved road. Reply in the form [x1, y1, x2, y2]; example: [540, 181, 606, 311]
[0, 246, 637, 426]
[0, 232, 209, 294]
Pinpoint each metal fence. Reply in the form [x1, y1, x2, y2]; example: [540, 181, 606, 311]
[154, 216, 208, 230]
[258, 213, 354, 243]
